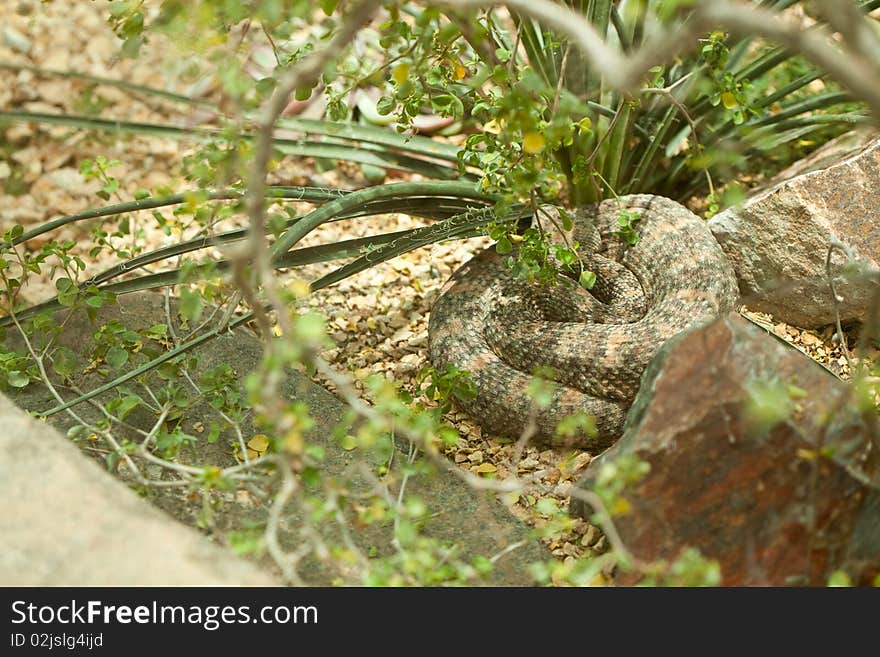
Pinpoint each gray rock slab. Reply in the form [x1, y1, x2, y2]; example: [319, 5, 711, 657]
[4, 292, 546, 585]
[0, 394, 277, 586]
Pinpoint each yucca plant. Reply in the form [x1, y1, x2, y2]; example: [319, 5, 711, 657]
[449, 0, 876, 209]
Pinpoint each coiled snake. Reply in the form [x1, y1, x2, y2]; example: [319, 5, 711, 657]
[428, 194, 739, 449]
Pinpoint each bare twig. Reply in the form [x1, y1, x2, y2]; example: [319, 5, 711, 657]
[242, 0, 384, 334]
[642, 83, 715, 198]
[814, 0, 880, 59]
[264, 457, 305, 586]
[826, 240, 855, 370]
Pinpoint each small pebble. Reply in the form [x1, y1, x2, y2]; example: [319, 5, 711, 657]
[3, 26, 32, 52]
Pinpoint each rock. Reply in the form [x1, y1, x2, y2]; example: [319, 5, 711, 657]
[43, 166, 87, 191]
[2, 25, 32, 53]
[751, 129, 879, 195]
[0, 394, 277, 586]
[571, 314, 880, 586]
[3, 292, 546, 585]
[709, 136, 880, 328]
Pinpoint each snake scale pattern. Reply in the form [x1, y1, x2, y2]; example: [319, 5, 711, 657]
[428, 194, 739, 449]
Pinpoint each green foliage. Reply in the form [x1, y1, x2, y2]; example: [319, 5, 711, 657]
[638, 547, 723, 587]
[614, 208, 642, 246]
[592, 453, 651, 517]
[0, 350, 37, 389]
[743, 377, 807, 434]
[417, 363, 477, 416]
[827, 570, 852, 587]
[106, 0, 147, 58]
[488, 206, 596, 289]
[336, 2, 867, 209]
[555, 412, 597, 442]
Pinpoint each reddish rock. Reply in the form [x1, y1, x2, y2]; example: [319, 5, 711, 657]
[572, 314, 880, 586]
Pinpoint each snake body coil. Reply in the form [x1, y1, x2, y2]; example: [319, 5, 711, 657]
[428, 194, 739, 449]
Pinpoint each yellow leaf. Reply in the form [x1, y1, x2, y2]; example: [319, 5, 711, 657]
[612, 497, 631, 516]
[453, 61, 466, 80]
[474, 462, 497, 474]
[590, 572, 609, 587]
[797, 448, 817, 461]
[246, 448, 260, 460]
[203, 466, 222, 481]
[288, 279, 310, 299]
[721, 92, 738, 109]
[247, 433, 270, 453]
[284, 430, 303, 455]
[392, 63, 410, 85]
[522, 132, 546, 154]
[483, 119, 503, 134]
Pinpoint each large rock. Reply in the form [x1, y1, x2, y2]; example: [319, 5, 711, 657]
[3, 292, 547, 585]
[750, 129, 879, 195]
[709, 135, 880, 328]
[572, 314, 880, 586]
[0, 394, 278, 586]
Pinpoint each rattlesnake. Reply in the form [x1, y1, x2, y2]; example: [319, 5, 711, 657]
[428, 194, 739, 449]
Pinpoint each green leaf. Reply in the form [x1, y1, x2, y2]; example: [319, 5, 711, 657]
[828, 570, 851, 587]
[121, 36, 143, 59]
[179, 287, 204, 323]
[108, 1, 130, 17]
[143, 323, 168, 340]
[105, 346, 129, 369]
[301, 465, 321, 488]
[535, 498, 559, 516]
[207, 422, 221, 444]
[555, 246, 576, 265]
[7, 370, 29, 388]
[304, 444, 325, 462]
[294, 312, 327, 341]
[579, 270, 596, 290]
[115, 394, 143, 421]
[52, 346, 78, 378]
[376, 95, 395, 116]
[495, 236, 513, 255]
[559, 209, 574, 231]
[67, 424, 88, 441]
